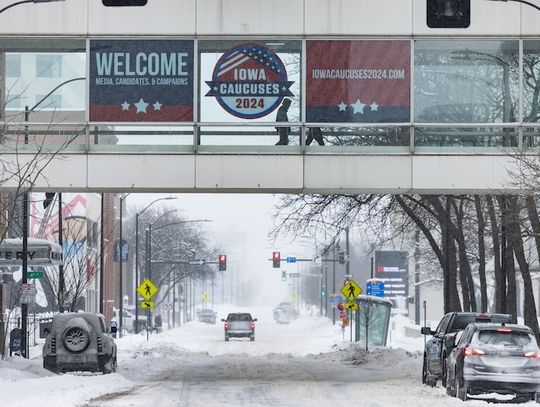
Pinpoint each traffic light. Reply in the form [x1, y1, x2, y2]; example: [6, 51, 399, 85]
[102, 0, 147, 6]
[43, 192, 55, 209]
[218, 254, 226, 271]
[338, 251, 345, 265]
[272, 251, 281, 268]
[281, 270, 287, 281]
[427, 0, 470, 28]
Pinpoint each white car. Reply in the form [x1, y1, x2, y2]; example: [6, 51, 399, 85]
[112, 308, 147, 332]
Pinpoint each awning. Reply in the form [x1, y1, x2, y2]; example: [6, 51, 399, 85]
[0, 238, 63, 266]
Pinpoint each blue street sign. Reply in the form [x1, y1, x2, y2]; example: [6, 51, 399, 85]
[286, 257, 297, 263]
[328, 294, 345, 303]
[367, 279, 385, 298]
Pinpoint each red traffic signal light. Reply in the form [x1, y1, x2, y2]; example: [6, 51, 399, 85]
[218, 254, 226, 271]
[272, 251, 281, 268]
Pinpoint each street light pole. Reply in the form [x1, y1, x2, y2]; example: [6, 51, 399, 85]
[487, 0, 540, 12]
[118, 193, 129, 337]
[0, 0, 65, 15]
[134, 197, 176, 334]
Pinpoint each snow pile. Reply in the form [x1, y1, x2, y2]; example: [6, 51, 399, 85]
[0, 356, 133, 407]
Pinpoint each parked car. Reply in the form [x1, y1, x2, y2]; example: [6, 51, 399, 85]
[112, 308, 147, 332]
[43, 312, 117, 374]
[222, 312, 257, 341]
[198, 309, 217, 324]
[445, 323, 540, 402]
[421, 312, 512, 387]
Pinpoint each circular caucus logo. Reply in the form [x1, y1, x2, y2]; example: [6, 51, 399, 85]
[205, 43, 294, 119]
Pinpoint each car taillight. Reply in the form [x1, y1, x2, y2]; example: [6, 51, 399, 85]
[525, 351, 540, 359]
[224, 322, 229, 329]
[251, 321, 256, 329]
[51, 336, 56, 353]
[497, 327, 512, 333]
[464, 347, 485, 357]
[97, 336, 103, 352]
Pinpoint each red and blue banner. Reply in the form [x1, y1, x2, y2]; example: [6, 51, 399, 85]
[205, 43, 294, 119]
[306, 40, 410, 123]
[90, 40, 194, 122]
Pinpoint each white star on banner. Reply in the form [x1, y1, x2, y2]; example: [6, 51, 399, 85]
[338, 102, 347, 112]
[370, 102, 379, 112]
[121, 101, 130, 111]
[134, 98, 149, 114]
[352, 99, 366, 114]
[153, 101, 162, 111]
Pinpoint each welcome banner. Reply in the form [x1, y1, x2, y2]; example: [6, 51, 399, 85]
[306, 40, 410, 123]
[90, 40, 194, 122]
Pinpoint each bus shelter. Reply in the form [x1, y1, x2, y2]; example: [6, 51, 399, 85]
[354, 294, 393, 349]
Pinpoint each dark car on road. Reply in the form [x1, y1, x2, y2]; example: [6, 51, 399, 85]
[445, 323, 540, 402]
[421, 312, 512, 387]
[222, 312, 257, 341]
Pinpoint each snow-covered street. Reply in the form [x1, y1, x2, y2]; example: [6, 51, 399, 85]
[1, 307, 538, 406]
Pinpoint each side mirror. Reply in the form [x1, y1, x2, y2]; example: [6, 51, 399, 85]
[253, 318, 258, 322]
[221, 319, 226, 322]
[421, 327, 434, 336]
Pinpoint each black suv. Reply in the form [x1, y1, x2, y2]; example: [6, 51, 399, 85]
[421, 312, 512, 387]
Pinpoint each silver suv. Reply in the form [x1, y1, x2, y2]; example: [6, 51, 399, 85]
[43, 312, 117, 374]
[222, 312, 257, 341]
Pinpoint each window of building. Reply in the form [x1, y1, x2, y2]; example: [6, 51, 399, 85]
[5, 54, 21, 77]
[414, 40, 519, 124]
[4, 94, 22, 109]
[35, 94, 62, 109]
[36, 54, 62, 78]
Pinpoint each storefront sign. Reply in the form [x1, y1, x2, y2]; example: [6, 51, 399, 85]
[306, 40, 410, 123]
[90, 40, 194, 122]
[205, 43, 294, 119]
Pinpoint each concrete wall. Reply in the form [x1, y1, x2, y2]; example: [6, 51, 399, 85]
[0, 0, 535, 37]
[1, 152, 518, 193]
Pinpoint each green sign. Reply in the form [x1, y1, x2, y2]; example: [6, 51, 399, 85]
[27, 271, 44, 279]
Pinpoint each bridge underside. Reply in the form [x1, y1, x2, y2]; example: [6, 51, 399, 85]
[6, 153, 521, 195]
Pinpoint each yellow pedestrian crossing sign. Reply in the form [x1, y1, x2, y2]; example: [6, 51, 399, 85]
[341, 279, 362, 302]
[344, 302, 359, 311]
[140, 301, 155, 309]
[137, 278, 158, 301]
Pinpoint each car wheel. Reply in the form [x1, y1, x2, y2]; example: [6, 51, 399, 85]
[225, 335, 229, 341]
[63, 326, 90, 353]
[456, 373, 467, 401]
[535, 392, 540, 403]
[446, 368, 456, 397]
[422, 355, 428, 384]
[441, 355, 448, 388]
[250, 336, 255, 341]
[422, 355, 436, 387]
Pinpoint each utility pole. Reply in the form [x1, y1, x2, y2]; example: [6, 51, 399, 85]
[332, 245, 336, 325]
[58, 193, 64, 312]
[414, 229, 421, 325]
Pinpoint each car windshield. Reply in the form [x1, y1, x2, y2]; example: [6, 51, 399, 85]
[473, 330, 535, 348]
[450, 314, 510, 332]
[228, 313, 251, 322]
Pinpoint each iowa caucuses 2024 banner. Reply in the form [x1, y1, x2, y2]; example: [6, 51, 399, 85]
[307, 41, 410, 123]
[90, 40, 194, 122]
